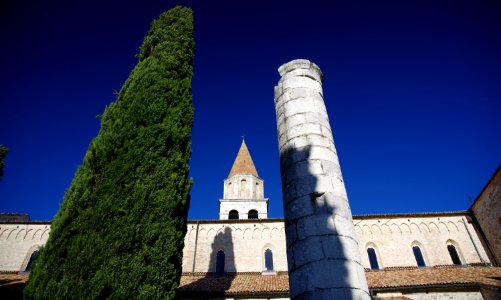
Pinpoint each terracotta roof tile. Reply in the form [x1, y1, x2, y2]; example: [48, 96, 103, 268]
[179, 266, 501, 296]
[228, 140, 259, 177]
[179, 272, 289, 295]
[366, 265, 501, 289]
[2, 266, 500, 296]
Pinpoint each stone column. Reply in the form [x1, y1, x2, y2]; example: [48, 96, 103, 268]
[274, 59, 370, 299]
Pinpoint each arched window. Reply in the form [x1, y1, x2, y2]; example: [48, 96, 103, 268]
[264, 249, 274, 271]
[367, 248, 379, 270]
[228, 210, 239, 220]
[25, 250, 39, 271]
[412, 246, 426, 267]
[216, 250, 225, 273]
[447, 244, 462, 265]
[248, 209, 258, 219]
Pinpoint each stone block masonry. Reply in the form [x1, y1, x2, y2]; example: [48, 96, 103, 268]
[274, 59, 370, 299]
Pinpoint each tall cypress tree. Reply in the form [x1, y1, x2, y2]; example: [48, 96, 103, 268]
[24, 6, 194, 299]
[0, 145, 7, 181]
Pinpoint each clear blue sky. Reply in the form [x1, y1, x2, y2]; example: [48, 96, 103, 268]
[1, 0, 499, 221]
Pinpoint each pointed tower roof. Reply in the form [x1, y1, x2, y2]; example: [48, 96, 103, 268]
[228, 139, 259, 177]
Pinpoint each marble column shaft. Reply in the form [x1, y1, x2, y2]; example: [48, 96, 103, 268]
[274, 59, 370, 299]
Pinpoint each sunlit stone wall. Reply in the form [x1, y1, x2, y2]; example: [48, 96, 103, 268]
[0, 214, 491, 273]
[470, 168, 501, 266]
[182, 220, 287, 273]
[0, 222, 50, 271]
[355, 214, 490, 268]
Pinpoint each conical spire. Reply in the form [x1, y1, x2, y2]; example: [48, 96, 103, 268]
[228, 139, 259, 177]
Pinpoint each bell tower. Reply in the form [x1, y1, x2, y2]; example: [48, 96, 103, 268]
[219, 139, 268, 220]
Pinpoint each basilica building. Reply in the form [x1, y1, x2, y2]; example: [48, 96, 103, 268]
[177, 140, 501, 299]
[0, 140, 500, 299]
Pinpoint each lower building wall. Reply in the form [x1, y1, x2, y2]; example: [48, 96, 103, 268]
[0, 223, 50, 271]
[376, 290, 483, 300]
[2, 215, 491, 272]
[355, 215, 491, 268]
[480, 285, 501, 300]
[182, 221, 287, 273]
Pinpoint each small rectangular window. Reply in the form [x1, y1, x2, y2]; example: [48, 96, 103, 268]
[367, 248, 379, 270]
[216, 250, 225, 273]
[265, 249, 274, 271]
[448, 245, 462, 265]
[412, 246, 426, 267]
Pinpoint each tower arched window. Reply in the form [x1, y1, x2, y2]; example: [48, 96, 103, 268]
[412, 246, 426, 267]
[264, 249, 274, 271]
[447, 244, 462, 265]
[228, 210, 239, 220]
[216, 250, 225, 273]
[248, 209, 258, 219]
[367, 247, 379, 270]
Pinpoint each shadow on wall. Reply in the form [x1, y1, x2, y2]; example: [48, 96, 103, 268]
[207, 227, 235, 273]
[281, 145, 359, 298]
[179, 227, 236, 298]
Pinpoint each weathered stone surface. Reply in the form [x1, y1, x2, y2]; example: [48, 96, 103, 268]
[2, 213, 491, 276]
[181, 220, 288, 273]
[470, 167, 501, 265]
[355, 214, 491, 268]
[284, 196, 314, 221]
[293, 176, 318, 199]
[289, 267, 312, 298]
[296, 214, 337, 241]
[322, 235, 360, 261]
[274, 59, 370, 299]
[292, 236, 324, 267]
[282, 182, 297, 205]
[283, 160, 324, 185]
[284, 114, 307, 129]
[281, 68, 323, 84]
[278, 59, 321, 77]
[285, 222, 298, 244]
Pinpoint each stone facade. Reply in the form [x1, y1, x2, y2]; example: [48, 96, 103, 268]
[180, 213, 491, 275]
[470, 166, 501, 266]
[376, 290, 484, 300]
[274, 59, 370, 299]
[355, 213, 490, 268]
[0, 222, 50, 271]
[2, 214, 491, 274]
[182, 219, 287, 273]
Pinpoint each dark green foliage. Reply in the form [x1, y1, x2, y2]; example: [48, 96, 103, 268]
[0, 145, 9, 181]
[0, 145, 7, 181]
[24, 6, 194, 299]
